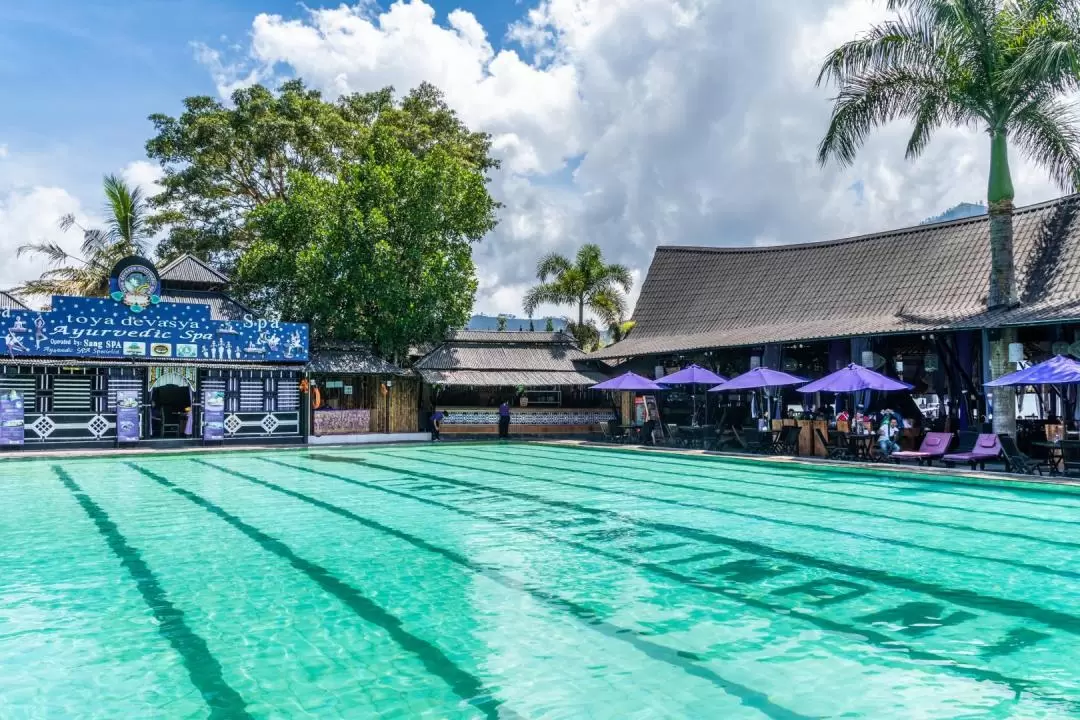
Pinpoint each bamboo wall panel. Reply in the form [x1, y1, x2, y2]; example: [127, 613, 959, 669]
[367, 377, 420, 433]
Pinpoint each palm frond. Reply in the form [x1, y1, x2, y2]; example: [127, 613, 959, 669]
[17, 241, 80, 266]
[535, 252, 572, 282]
[818, 68, 957, 166]
[588, 287, 627, 324]
[102, 173, 149, 254]
[523, 283, 573, 316]
[817, 15, 950, 87]
[1010, 97, 1080, 190]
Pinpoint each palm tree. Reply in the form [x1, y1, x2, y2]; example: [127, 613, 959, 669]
[816, 0, 1080, 436]
[16, 175, 151, 297]
[523, 244, 633, 350]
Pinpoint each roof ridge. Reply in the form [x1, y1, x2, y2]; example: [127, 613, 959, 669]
[658, 193, 1080, 256]
[158, 253, 230, 282]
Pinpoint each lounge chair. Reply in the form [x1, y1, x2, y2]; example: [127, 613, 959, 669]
[998, 435, 1045, 476]
[890, 432, 953, 466]
[814, 427, 850, 460]
[943, 433, 1002, 470]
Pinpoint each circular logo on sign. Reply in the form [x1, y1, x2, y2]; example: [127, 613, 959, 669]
[110, 257, 161, 312]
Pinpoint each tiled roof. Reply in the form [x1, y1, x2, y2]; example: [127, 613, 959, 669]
[307, 345, 409, 375]
[159, 291, 251, 321]
[417, 369, 608, 387]
[447, 330, 576, 343]
[595, 194, 1080, 359]
[0, 291, 28, 311]
[158, 254, 229, 287]
[416, 330, 607, 386]
[416, 341, 591, 372]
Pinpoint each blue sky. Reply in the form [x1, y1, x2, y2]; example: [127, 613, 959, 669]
[0, 0, 1060, 313]
[0, 0, 521, 199]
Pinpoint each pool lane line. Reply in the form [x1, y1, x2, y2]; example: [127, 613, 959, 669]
[389, 448, 1080, 583]
[351, 451, 1080, 639]
[255, 456, 1070, 709]
[501, 443, 1080, 530]
[190, 460, 816, 720]
[533, 443, 1080, 509]
[124, 463, 511, 720]
[52, 466, 253, 720]
[455, 445, 1080, 551]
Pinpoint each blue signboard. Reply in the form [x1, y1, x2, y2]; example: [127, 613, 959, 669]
[0, 295, 308, 362]
[0, 390, 24, 446]
[116, 390, 140, 443]
[203, 390, 225, 442]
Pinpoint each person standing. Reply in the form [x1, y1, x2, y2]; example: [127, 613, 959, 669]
[498, 401, 511, 439]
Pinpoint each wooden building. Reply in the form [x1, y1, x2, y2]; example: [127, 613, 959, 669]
[594, 194, 1080, 430]
[415, 330, 613, 436]
[306, 344, 419, 438]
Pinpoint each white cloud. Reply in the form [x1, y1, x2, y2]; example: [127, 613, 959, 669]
[0, 186, 95, 293]
[191, 0, 1070, 320]
[0, 144, 8, 159]
[120, 160, 164, 198]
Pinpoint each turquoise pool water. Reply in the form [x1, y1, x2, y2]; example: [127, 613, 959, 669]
[2, 443, 1079, 718]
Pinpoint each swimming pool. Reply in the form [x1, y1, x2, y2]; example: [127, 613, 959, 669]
[2, 443, 1079, 718]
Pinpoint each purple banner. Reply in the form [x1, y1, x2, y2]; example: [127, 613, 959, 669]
[1, 390, 25, 446]
[116, 390, 140, 443]
[203, 390, 225, 442]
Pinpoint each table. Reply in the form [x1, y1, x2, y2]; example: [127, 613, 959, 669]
[1032, 441, 1063, 475]
[620, 424, 643, 444]
[677, 425, 716, 449]
[843, 432, 876, 460]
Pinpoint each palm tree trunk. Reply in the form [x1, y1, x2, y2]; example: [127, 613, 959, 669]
[987, 130, 1017, 437]
[578, 299, 584, 327]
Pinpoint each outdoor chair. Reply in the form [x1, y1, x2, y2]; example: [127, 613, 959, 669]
[1060, 440, 1080, 477]
[943, 433, 1001, 470]
[998, 435, 1045, 476]
[666, 424, 686, 448]
[737, 427, 775, 454]
[775, 425, 802, 455]
[814, 428, 850, 460]
[890, 431, 953, 466]
[605, 420, 626, 444]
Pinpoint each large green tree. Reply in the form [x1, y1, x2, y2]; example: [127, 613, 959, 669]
[16, 175, 151, 297]
[235, 124, 497, 357]
[523, 244, 632, 350]
[816, 0, 1080, 436]
[145, 79, 497, 271]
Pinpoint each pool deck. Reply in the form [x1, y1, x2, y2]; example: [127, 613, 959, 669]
[4, 437, 1080, 492]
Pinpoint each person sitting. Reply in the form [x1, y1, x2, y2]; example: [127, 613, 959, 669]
[878, 417, 901, 458]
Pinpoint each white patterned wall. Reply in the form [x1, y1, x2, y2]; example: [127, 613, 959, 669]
[441, 409, 615, 425]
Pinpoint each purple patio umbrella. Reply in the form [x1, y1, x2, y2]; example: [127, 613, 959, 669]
[799, 363, 913, 393]
[707, 367, 807, 392]
[658, 364, 727, 425]
[985, 355, 1080, 386]
[658, 364, 728, 386]
[590, 371, 667, 392]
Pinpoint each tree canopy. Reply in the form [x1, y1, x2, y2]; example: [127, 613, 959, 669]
[235, 123, 497, 357]
[145, 79, 498, 271]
